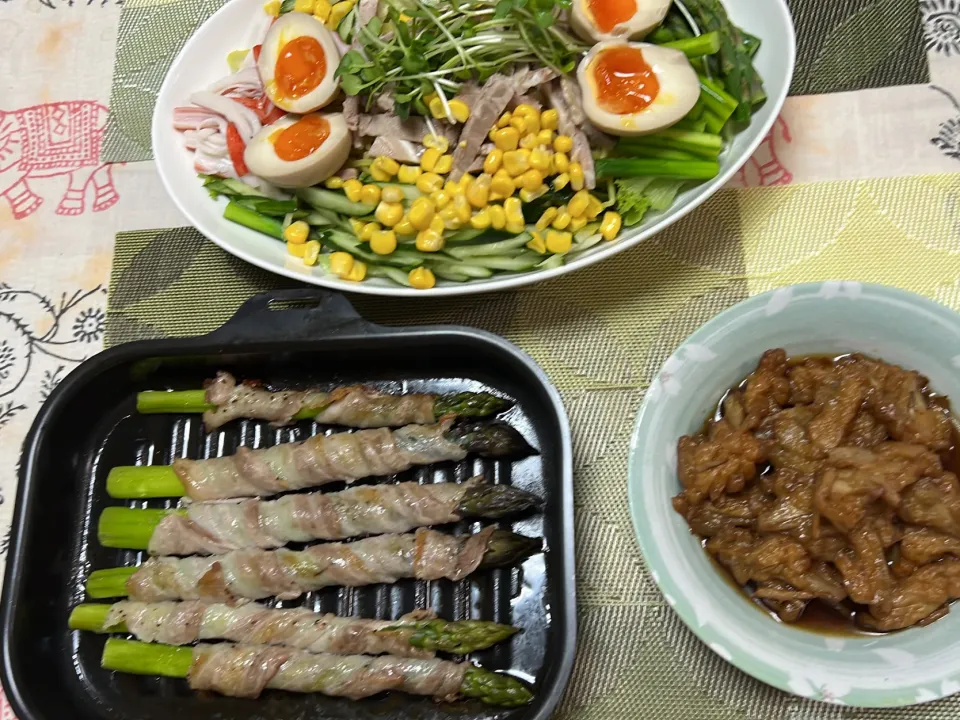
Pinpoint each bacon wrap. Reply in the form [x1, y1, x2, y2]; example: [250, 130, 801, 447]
[149, 478, 479, 555]
[172, 420, 466, 501]
[104, 601, 435, 658]
[127, 527, 496, 602]
[202, 372, 436, 430]
[188, 644, 467, 700]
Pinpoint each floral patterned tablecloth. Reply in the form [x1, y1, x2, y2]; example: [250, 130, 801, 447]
[1, 0, 960, 717]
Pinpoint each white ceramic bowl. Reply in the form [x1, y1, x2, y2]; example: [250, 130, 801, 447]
[153, 0, 796, 297]
[628, 282, 960, 707]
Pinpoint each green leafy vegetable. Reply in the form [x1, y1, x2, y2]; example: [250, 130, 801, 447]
[614, 177, 654, 226]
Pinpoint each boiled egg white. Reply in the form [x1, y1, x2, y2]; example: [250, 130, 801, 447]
[571, 0, 670, 42]
[244, 112, 351, 187]
[577, 41, 699, 136]
[258, 12, 341, 114]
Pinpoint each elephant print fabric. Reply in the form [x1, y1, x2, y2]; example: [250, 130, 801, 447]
[0, 100, 119, 219]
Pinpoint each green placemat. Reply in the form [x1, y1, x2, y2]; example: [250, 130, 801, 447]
[107, 171, 960, 718]
[101, 0, 930, 163]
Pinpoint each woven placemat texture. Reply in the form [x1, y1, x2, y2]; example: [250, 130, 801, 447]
[100, 0, 930, 163]
[107, 172, 960, 718]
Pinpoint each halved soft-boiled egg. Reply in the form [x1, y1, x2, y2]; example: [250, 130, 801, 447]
[258, 12, 340, 114]
[571, 0, 670, 42]
[577, 41, 699, 136]
[244, 112, 351, 187]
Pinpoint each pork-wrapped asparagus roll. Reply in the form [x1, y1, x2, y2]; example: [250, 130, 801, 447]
[100, 476, 542, 555]
[101, 639, 533, 705]
[86, 528, 542, 602]
[70, 602, 519, 657]
[107, 419, 534, 500]
[136, 372, 514, 431]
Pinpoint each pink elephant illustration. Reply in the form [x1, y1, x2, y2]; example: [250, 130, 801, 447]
[0, 100, 119, 219]
[734, 115, 793, 187]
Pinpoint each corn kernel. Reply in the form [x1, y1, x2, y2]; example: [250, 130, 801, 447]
[569, 162, 585, 191]
[553, 173, 570, 190]
[408, 197, 435, 231]
[541, 108, 559, 130]
[312, 0, 332, 21]
[428, 97, 446, 119]
[329, 251, 354, 277]
[490, 169, 515, 198]
[568, 190, 591, 218]
[569, 216, 588, 232]
[349, 218, 365, 235]
[489, 204, 506, 230]
[530, 148, 551, 172]
[502, 149, 531, 177]
[414, 228, 444, 252]
[409, 267, 436, 290]
[374, 156, 400, 176]
[470, 208, 492, 229]
[554, 135, 574, 153]
[504, 196, 523, 222]
[359, 184, 382, 205]
[600, 211, 623, 241]
[585, 194, 604, 219]
[458, 173, 475, 191]
[375, 201, 404, 227]
[424, 92, 438, 104]
[466, 174, 491, 208]
[302, 239, 322, 266]
[483, 149, 503, 175]
[522, 114, 540, 135]
[552, 151, 570, 174]
[433, 154, 453, 174]
[369, 166, 392, 182]
[381, 186, 404, 204]
[343, 260, 367, 282]
[552, 209, 572, 230]
[545, 229, 573, 254]
[497, 111, 513, 128]
[527, 231, 547, 254]
[394, 215, 415, 236]
[343, 178, 363, 202]
[359, 222, 380, 241]
[429, 190, 451, 209]
[422, 134, 450, 152]
[513, 103, 537, 118]
[369, 229, 397, 255]
[287, 240, 307, 257]
[518, 168, 544, 191]
[452, 195, 471, 224]
[536, 129, 554, 147]
[491, 127, 520, 152]
[398, 11, 412, 21]
[397, 165, 422, 184]
[509, 115, 526, 134]
[438, 203, 462, 229]
[443, 180, 460, 196]
[519, 186, 547, 202]
[416, 172, 443, 194]
[448, 99, 470, 123]
[536, 207, 558, 231]
[328, 0, 354, 28]
[505, 220, 525, 234]
[430, 215, 445, 234]
[263, 0, 281, 16]
[324, 176, 344, 189]
[421, 148, 442, 172]
[283, 220, 310, 244]
[519, 133, 540, 150]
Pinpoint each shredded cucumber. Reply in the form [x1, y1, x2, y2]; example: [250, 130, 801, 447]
[296, 188, 375, 216]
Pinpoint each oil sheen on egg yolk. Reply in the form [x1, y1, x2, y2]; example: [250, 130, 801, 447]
[587, 0, 637, 33]
[275, 36, 327, 99]
[592, 46, 660, 114]
[273, 115, 330, 161]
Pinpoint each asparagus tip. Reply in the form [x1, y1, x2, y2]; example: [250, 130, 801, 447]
[461, 666, 534, 707]
[479, 530, 543, 569]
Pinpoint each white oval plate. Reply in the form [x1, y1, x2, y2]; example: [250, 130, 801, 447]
[153, 0, 796, 297]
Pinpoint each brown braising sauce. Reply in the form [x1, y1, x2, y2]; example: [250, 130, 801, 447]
[702, 353, 960, 637]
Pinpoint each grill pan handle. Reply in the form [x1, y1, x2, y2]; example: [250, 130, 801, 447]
[204, 289, 380, 342]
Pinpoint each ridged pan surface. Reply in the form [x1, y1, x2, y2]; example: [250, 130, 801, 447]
[1, 291, 574, 720]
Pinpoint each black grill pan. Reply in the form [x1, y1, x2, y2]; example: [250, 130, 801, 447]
[1, 289, 575, 720]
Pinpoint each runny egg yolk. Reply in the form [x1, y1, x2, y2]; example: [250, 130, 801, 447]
[272, 115, 331, 161]
[591, 46, 660, 114]
[275, 36, 327, 100]
[586, 0, 637, 33]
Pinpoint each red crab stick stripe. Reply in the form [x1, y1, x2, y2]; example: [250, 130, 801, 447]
[225, 123, 249, 176]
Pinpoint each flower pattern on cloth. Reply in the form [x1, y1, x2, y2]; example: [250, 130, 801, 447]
[923, 0, 960, 56]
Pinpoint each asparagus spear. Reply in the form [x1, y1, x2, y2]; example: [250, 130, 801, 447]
[106, 419, 535, 500]
[98, 477, 542, 553]
[69, 602, 520, 656]
[101, 638, 533, 705]
[85, 529, 542, 600]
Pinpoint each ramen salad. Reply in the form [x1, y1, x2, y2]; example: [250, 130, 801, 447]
[175, 0, 764, 288]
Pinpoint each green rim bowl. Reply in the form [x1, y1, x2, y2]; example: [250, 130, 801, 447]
[628, 281, 960, 707]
